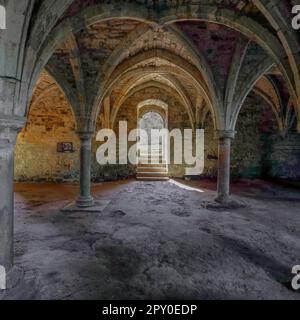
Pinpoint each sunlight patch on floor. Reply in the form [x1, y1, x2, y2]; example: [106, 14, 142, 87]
[169, 179, 205, 193]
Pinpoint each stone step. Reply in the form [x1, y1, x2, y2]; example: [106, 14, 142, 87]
[138, 164, 168, 169]
[137, 172, 169, 179]
[139, 157, 167, 163]
[138, 162, 167, 167]
[136, 176, 170, 181]
[137, 167, 168, 173]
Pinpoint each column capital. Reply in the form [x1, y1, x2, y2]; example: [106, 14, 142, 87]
[0, 116, 26, 146]
[215, 130, 236, 140]
[0, 116, 26, 131]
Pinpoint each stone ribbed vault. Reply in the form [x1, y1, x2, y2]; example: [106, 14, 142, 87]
[0, 0, 300, 283]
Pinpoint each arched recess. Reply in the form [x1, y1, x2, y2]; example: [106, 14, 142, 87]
[230, 67, 299, 137]
[25, 69, 78, 132]
[43, 66, 80, 129]
[127, 83, 192, 125]
[92, 49, 220, 132]
[110, 77, 196, 131]
[22, 68, 79, 131]
[251, 74, 293, 133]
[253, 87, 284, 132]
[15, 70, 79, 182]
[110, 73, 190, 117]
[138, 99, 168, 125]
[261, 89, 297, 135]
[229, 58, 275, 131]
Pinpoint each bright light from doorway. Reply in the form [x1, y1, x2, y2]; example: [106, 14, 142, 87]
[169, 179, 205, 193]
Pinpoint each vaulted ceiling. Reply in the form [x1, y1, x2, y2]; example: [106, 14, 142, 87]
[16, 0, 297, 133]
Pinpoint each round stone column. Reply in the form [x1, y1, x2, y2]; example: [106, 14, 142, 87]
[0, 117, 25, 271]
[215, 130, 235, 203]
[76, 132, 95, 208]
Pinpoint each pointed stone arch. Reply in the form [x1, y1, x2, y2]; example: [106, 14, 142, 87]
[229, 57, 275, 131]
[91, 48, 220, 132]
[109, 70, 196, 128]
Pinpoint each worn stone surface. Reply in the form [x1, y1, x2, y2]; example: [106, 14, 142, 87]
[3, 179, 299, 300]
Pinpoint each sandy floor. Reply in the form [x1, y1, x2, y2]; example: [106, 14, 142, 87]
[5, 179, 300, 299]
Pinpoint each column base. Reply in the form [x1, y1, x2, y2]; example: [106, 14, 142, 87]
[215, 194, 232, 204]
[76, 196, 95, 208]
[204, 195, 248, 211]
[61, 199, 111, 213]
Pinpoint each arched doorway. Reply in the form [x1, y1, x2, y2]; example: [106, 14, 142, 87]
[137, 101, 169, 180]
[139, 111, 165, 159]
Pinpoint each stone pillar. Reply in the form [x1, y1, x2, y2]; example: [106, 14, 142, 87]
[76, 132, 94, 207]
[215, 130, 235, 203]
[0, 117, 24, 271]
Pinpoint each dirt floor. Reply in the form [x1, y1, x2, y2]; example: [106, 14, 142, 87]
[3, 179, 300, 299]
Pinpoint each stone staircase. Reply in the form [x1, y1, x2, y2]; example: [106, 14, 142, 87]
[137, 146, 169, 181]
